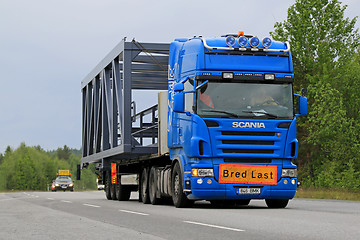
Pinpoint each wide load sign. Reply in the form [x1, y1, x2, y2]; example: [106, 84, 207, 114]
[58, 170, 70, 176]
[219, 164, 277, 185]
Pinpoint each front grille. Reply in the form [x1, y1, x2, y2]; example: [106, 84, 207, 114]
[222, 140, 274, 145]
[223, 149, 274, 154]
[222, 131, 275, 136]
[219, 131, 277, 155]
[224, 158, 272, 163]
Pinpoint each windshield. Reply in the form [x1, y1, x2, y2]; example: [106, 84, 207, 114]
[196, 81, 293, 119]
[56, 176, 72, 183]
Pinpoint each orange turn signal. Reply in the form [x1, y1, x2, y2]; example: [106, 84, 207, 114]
[192, 169, 198, 177]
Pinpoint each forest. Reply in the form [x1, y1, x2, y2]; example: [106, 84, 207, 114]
[0, 144, 97, 191]
[271, 0, 360, 189]
[0, 0, 359, 192]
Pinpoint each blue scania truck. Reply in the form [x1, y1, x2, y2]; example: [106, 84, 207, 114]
[79, 32, 307, 208]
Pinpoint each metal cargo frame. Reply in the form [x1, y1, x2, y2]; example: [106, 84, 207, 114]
[81, 39, 170, 169]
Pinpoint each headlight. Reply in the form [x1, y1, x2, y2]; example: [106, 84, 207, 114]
[192, 168, 214, 177]
[69, 184, 73, 187]
[281, 169, 297, 178]
[262, 37, 272, 48]
[249, 37, 260, 48]
[55, 183, 60, 187]
[225, 36, 236, 47]
[238, 36, 248, 47]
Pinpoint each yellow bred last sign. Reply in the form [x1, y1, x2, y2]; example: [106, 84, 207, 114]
[219, 164, 277, 185]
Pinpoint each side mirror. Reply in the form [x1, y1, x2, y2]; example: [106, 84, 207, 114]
[173, 82, 185, 113]
[294, 94, 307, 117]
[301, 88, 307, 96]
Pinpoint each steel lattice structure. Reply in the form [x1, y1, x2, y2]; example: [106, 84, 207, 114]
[81, 39, 170, 169]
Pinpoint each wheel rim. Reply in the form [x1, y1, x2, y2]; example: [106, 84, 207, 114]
[174, 174, 180, 196]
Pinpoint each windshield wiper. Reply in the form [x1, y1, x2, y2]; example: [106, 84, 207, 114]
[202, 109, 240, 118]
[242, 110, 278, 118]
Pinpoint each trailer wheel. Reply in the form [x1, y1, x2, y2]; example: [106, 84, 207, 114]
[171, 162, 191, 208]
[149, 167, 160, 205]
[116, 178, 131, 201]
[265, 199, 289, 208]
[105, 172, 112, 200]
[109, 174, 117, 200]
[140, 168, 150, 204]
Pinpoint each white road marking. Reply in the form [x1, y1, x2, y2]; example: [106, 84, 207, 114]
[0, 196, 36, 201]
[83, 203, 100, 208]
[0, 193, 39, 201]
[47, 198, 55, 200]
[119, 209, 149, 216]
[61, 200, 72, 203]
[183, 221, 245, 232]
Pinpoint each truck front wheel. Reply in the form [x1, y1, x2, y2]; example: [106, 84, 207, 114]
[265, 199, 289, 208]
[171, 162, 191, 208]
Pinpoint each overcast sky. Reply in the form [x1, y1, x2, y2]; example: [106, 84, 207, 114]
[0, 0, 359, 153]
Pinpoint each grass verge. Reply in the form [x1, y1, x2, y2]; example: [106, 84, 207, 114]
[295, 187, 360, 201]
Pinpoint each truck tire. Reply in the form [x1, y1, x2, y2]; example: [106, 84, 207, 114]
[149, 167, 160, 205]
[171, 162, 192, 208]
[116, 178, 131, 201]
[140, 168, 150, 204]
[105, 172, 112, 200]
[265, 199, 289, 208]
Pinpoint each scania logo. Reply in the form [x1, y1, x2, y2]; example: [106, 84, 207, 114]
[232, 122, 265, 128]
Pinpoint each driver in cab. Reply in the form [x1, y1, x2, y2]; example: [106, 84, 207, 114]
[250, 86, 277, 106]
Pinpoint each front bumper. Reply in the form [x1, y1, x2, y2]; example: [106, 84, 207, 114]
[186, 177, 297, 200]
[52, 186, 74, 191]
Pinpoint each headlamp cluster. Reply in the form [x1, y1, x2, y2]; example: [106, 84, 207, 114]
[225, 36, 272, 48]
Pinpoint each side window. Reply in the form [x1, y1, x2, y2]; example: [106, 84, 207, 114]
[184, 78, 194, 113]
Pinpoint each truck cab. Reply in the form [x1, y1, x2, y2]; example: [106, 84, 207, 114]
[167, 34, 307, 207]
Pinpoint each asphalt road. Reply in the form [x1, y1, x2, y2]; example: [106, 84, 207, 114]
[1, 191, 359, 240]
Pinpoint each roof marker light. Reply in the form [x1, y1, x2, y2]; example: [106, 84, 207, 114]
[265, 74, 275, 80]
[262, 37, 272, 48]
[238, 36, 248, 47]
[225, 36, 236, 47]
[222, 72, 234, 79]
[250, 37, 260, 48]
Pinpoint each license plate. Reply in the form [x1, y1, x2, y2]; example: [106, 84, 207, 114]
[219, 164, 277, 185]
[237, 188, 261, 195]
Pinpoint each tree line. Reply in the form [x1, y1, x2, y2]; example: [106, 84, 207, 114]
[271, 0, 360, 189]
[0, 143, 97, 191]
